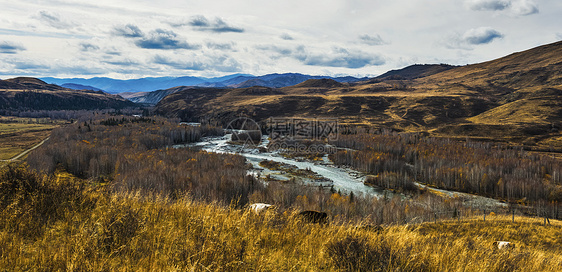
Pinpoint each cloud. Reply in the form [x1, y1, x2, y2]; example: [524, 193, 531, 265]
[557, 33, 562, 40]
[112, 24, 144, 38]
[35, 10, 77, 29]
[465, 0, 538, 16]
[258, 45, 385, 68]
[0, 41, 26, 54]
[280, 33, 294, 40]
[359, 34, 387, 46]
[255, 45, 294, 57]
[153, 55, 205, 70]
[509, 0, 539, 16]
[102, 58, 139, 67]
[298, 47, 386, 68]
[153, 54, 241, 72]
[462, 27, 504, 44]
[135, 29, 200, 50]
[446, 27, 504, 49]
[466, 0, 510, 11]
[206, 41, 236, 51]
[79, 42, 100, 52]
[188, 15, 244, 33]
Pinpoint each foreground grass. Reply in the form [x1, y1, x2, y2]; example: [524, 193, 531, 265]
[1, 166, 562, 271]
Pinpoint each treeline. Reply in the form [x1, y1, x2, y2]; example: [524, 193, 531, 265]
[25, 116, 473, 224]
[330, 130, 562, 206]
[27, 116, 224, 179]
[0, 109, 145, 121]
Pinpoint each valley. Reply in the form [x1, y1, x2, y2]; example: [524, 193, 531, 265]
[1, 40, 562, 271]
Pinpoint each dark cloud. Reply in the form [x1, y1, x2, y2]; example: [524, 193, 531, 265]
[112, 24, 144, 38]
[36, 10, 77, 29]
[359, 34, 387, 46]
[79, 42, 100, 52]
[466, 0, 538, 16]
[189, 15, 210, 27]
[102, 59, 139, 67]
[135, 29, 200, 50]
[463, 27, 503, 44]
[280, 33, 294, 40]
[0, 41, 26, 54]
[446, 27, 503, 49]
[189, 15, 244, 33]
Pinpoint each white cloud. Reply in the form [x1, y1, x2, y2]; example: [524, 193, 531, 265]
[34, 10, 79, 29]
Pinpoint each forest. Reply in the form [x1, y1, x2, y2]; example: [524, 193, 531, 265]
[21, 115, 477, 224]
[330, 130, 562, 213]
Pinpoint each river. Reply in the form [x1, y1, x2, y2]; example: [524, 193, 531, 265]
[175, 134, 507, 208]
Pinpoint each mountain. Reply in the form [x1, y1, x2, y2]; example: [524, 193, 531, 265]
[155, 41, 562, 149]
[111, 73, 364, 105]
[0, 77, 135, 111]
[41, 73, 363, 95]
[41, 76, 209, 94]
[373, 64, 457, 80]
[61, 83, 104, 92]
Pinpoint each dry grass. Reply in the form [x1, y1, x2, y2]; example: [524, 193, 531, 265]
[0, 117, 59, 161]
[1, 165, 562, 271]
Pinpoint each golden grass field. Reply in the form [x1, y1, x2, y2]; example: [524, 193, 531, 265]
[0, 117, 60, 161]
[1, 166, 561, 271]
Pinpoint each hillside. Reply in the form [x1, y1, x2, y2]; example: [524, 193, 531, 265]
[155, 41, 562, 148]
[0, 77, 135, 111]
[373, 64, 457, 80]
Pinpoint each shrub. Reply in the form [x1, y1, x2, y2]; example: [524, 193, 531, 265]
[326, 234, 393, 271]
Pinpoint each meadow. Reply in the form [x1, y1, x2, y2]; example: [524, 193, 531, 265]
[0, 116, 62, 161]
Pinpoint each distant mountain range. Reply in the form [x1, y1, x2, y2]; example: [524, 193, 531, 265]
[41, 73, 367, 94]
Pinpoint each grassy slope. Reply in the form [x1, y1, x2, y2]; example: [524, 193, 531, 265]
[1, 180, 561, 271]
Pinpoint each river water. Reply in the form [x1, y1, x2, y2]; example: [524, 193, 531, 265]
[175, 134, 507, 207]
[175, 134, 383, 197]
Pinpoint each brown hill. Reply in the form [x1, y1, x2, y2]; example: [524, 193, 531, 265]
[155, 41, 562, 149]
[0, 77, 135, 111]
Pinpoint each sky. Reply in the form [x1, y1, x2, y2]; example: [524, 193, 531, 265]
[0, 0, 561, 79]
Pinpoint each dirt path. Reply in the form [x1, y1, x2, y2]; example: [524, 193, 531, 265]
[0, 137, 49, 168]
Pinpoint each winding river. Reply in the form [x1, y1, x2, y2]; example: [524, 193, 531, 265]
[176, 134, 507, 207]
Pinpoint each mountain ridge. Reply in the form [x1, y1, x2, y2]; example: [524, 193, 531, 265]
[41, 73, 365, 94]
[0, 77, 135, 111]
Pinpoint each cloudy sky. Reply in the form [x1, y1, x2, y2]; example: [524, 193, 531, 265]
[0, 0, 560, 79]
